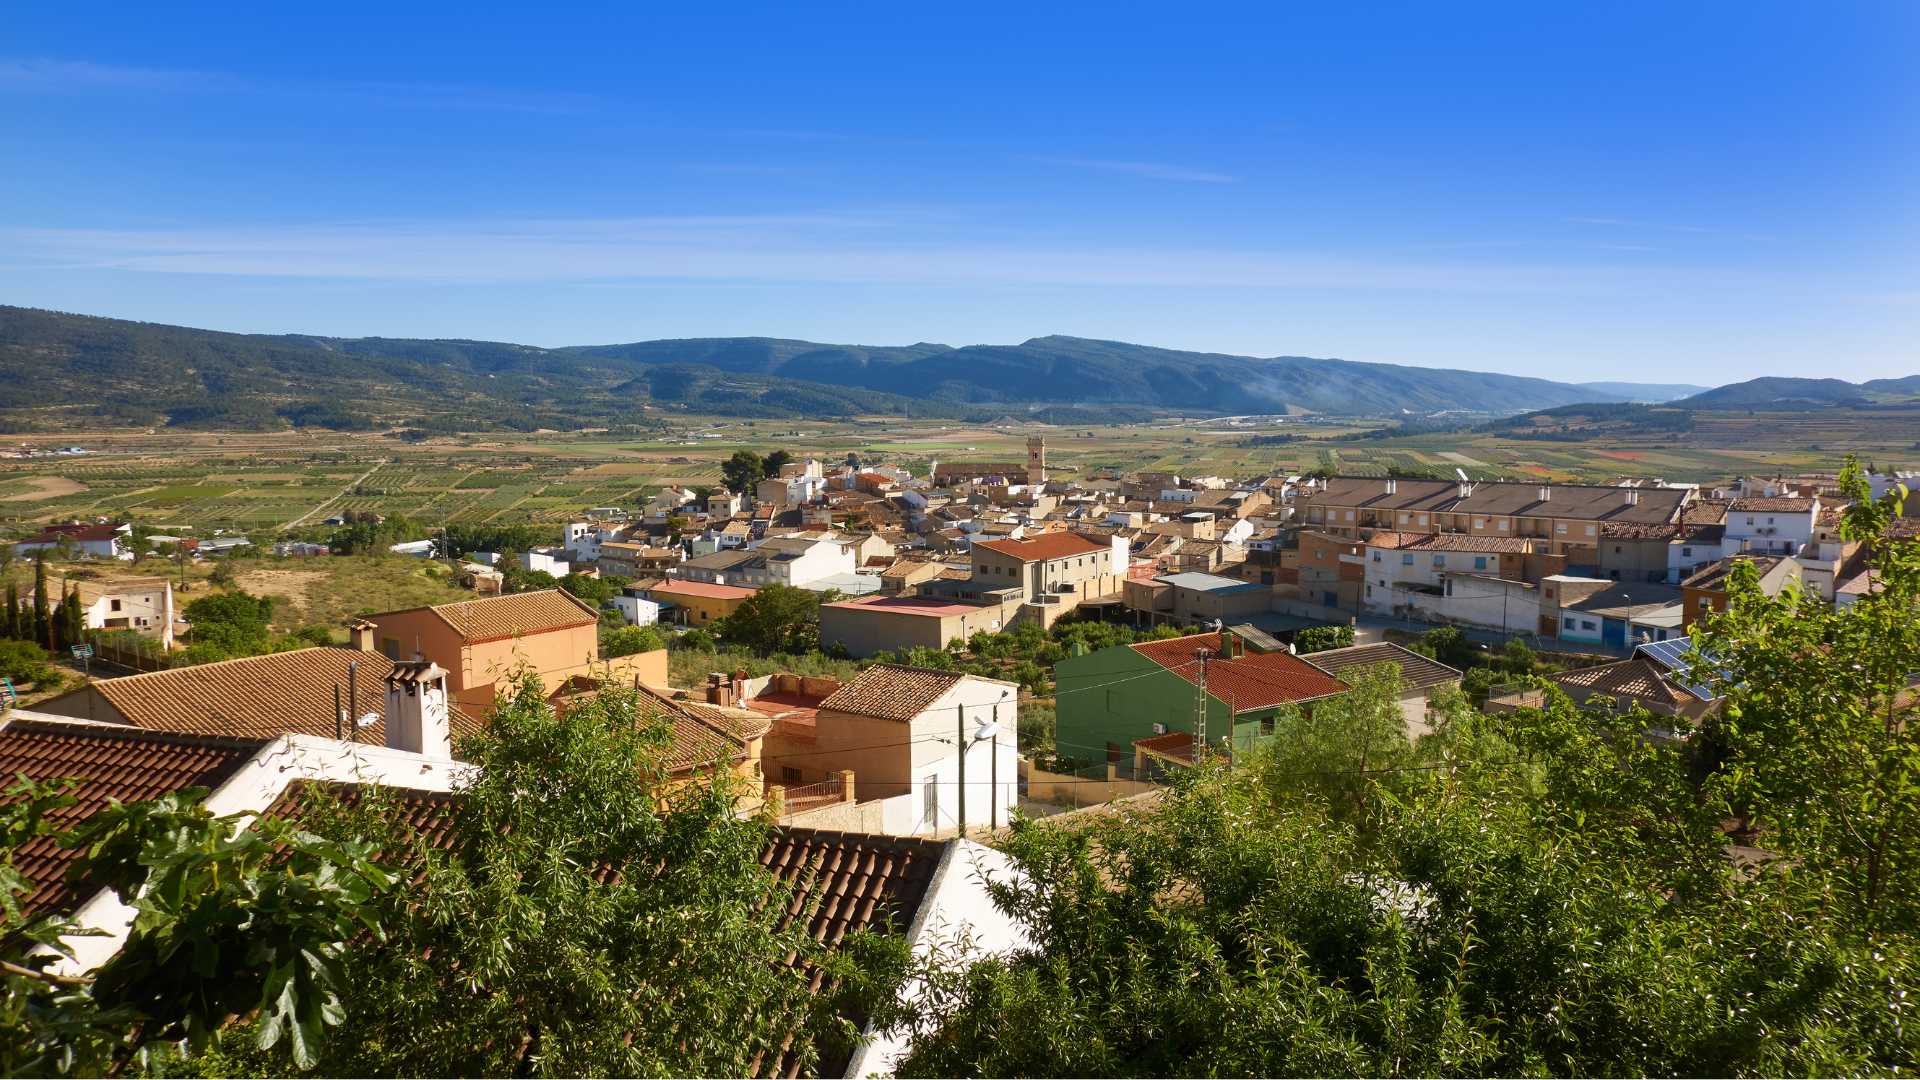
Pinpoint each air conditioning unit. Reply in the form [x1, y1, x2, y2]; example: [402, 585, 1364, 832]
[1152, 723, 1167, 735]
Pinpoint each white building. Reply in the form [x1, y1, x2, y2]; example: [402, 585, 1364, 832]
[35, 576, 176, 649]
[1723, 496, 1819, 558]
[14, 522, 133, 561]
[757, 532, 859, 588]
[611, 593, 660, 626]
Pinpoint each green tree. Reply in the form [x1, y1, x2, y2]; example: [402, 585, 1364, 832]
[720, 450, 766, 495]
[3, 582, 19, 641]
[30, 557, 49, 648]
[1699, 456, 1920, 927]
[304, 679, 894, 1076]
[182, 590, 276, 659]
[715, 583, 822, 655]
[760, 449, 794, 477]
[601, 623, 667, 658]
[0, 777, 394, 1074]
[0, 639, 55, 687]
[1292, 624, 1355, 654]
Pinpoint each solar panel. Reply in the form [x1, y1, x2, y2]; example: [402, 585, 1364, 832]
[1634, 639, 1727, 701]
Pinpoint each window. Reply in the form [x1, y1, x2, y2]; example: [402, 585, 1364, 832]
[1401, 553, 1414, 566]
[781, 766, 802, 783]
[1416, 514, 1428, 525]
[1432, 555, 1445, 568]
[1682, 546, 1693, 557]
[1473, 518, 1485, 528]
[1498, 520, 1509, 531]
[1746, 516, 1755, 525]
[1366, 585, 1373, 598]
[1614, 546, 1623, 554]
[1564, 616, 1577, 629]
[380, 638, 402, 660]
[1371, 551, 1381, 562]
[1698, 597, 1711, 610]
[1474, 556, 1488, 570]
[110, 599, 122, 612]
[1767, 517, 1776, 525]
[1555, 523, 1567, 534]
[922, 776, 939, 826]
[1344, 510, 1354, 521]
[1581, 619, 1597, 630]
[1585, 525, 1596, 536]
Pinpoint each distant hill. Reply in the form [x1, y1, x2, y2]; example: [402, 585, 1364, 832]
[1475, 402, 1695, 439]
[1674, 377, 1912, 411]
[1575, 381, 1710, 402]
[562, 334, 1625, 416]
[0, 305, 1635, 432]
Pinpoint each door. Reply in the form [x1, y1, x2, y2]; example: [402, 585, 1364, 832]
[1603, 618, 1626, 648]
[921, 775, 938, 829]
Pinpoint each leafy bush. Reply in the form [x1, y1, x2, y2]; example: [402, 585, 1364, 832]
[602, 624, 667, 659]
[0, 638, 56, 687]
[1293, 624, 1355, 654]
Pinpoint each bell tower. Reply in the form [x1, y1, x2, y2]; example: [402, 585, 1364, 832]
[1026, 436, 1046, 485]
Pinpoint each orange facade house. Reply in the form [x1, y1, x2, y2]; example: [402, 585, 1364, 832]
[361, 590, 666, 710]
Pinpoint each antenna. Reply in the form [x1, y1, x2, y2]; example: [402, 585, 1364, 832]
[1192, 647, 1212, 760]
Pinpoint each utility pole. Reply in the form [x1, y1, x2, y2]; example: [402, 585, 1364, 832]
[1192, 647, 1212, 760]
[956, 702, 967, 838]
[990, 702, 1000, 832]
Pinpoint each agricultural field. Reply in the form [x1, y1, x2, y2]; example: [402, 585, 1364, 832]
[0, 406, 1907, 541]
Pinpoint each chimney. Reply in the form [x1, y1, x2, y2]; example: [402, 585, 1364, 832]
[705, 671, 733, 707]
[1624, 488, 1640, 506]
[732, 669, 747, 704]
[838, 769, 857, 804]
[348, 618, 377, 651]
[1537, 485, 1552, 503]
[383, 660, 451, 758]
[1458, 481, 1472, 499]
[1384, 478, 1397, 495]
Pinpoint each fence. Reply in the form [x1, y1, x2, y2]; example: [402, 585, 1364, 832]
[87, 633, 171, 673]
[1020, 758, 1160, 810]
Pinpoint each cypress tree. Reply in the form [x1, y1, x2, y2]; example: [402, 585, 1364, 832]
[4, 581, 18, 640]
[62, 584, 84, 650]
[31, 557, 49, 647]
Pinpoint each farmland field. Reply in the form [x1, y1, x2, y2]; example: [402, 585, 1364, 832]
[0, 407, 1909, 537]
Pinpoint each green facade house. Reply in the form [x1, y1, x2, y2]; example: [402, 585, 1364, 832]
[1053, 629, 1349, 773]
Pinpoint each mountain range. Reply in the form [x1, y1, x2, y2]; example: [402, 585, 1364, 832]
[0, 304, 1808, 433]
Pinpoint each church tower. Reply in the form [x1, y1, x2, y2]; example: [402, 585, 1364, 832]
[1026, 436, 1046, 485]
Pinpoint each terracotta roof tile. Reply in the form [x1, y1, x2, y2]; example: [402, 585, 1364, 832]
[1730, 497, 1816, 512]
[1302, 642, 1462, 692]
[0, 719, 262, 918]
[1130, 633, 1350, 713]
[970, 532, 1107, 562]
[652, 579, 758, 600]
[818, 664, 966, 721]
[1553, 658, 1689, 709]
[47, 647, 485, 745]
[411, 590, 599, 643]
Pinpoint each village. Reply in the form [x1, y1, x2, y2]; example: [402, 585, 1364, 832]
[0, 433, 1914, 1075]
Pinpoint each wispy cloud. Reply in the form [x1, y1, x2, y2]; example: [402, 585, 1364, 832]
[1039, 157, 1238, 184]
[0, 58, 218, 91]
[0, 214, 1670, 296]
[0, 56, 594, 114]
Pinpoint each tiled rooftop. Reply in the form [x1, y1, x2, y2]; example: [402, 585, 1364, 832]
[1130, 633, 1350, 714]
[1302, 642, 1463, 692]
[46, 646, 486, 745]
[377, 589, 599, 644]
[0, 718, 263, 917]
[970, 531, 1107, 562]
[818, 664, 966, 722]
[1302, 477, 1687, 525]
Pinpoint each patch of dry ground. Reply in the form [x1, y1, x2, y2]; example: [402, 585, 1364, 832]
[0, 476, 88, 502]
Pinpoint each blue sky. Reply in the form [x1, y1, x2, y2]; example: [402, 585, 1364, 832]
[1, 3, 1915, 383]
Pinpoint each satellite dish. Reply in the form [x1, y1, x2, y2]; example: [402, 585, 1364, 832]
[356, 712, 379, 729]
[973, 716, 998, 741]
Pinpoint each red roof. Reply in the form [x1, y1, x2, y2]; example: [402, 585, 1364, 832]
[25, 523, 123, 543]
[971, 532, 1106, 562]
[1130, 632, 1349, 713]
[821, 595, 978, 618]
[652, 579, 758, 600]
